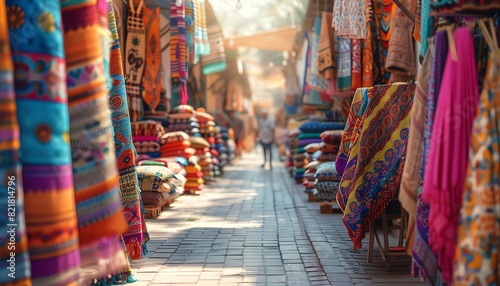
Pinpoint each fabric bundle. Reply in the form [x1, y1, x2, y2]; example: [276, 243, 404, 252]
[62, 0, 128, 279]
[159, 131, 193, 158]
[170, 0, 188, 83]
[332, 0, 367, 39]
[197, 109, 219, 180]
[337, 83, 415, 251]
[193, 0, 210, 63]
[184, 164, 205, 192]
[142, 5, 162, 112]
[136, 165, 181, 205]
[314, 162, 342, 201]
[200, 0, 226, 75]
[132, 120, 165, 157]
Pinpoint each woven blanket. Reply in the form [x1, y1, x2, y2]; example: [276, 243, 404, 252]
[108, 2, 145, 261]
[125, 0, 146, 122]
[7, 0, 81, 284]
[0, 1, 30, 283]
[62, 0, 127, 279]
[142, 5, 162, 112]
[170, 1, 188, 82]
[131, 120, 165, 137]
[200, 0, 226, 75]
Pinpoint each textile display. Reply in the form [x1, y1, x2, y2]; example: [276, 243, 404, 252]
[315, 181, 340, 194]
[315, 162, 341, 181]
[420, 27, 479, 283]
[142, 5, 162, 112]
[193, 0, 210, 62]
[336, 37, 352, 91]
[337, 83, 415, 250]
[200, 0, 226, 75]
[159, 12, 172, 102]
[0, 1, 30, 283]
[308, 17, 329, 93]
[185, 0, 194, 55]
[373, 0, 393, 84]
[108, 1, 145, 261]
[318, 12, 335, 80]
[62, 0, 128, 279]
[125, 0, 146, 122]
[351, 39, 362, 90]
[454, 33, 500, 285]
[362, 0, 374, 87]
[7, 0, 81, 284]
[332, 0, 367, 39]
[314, 190, 337, 201]
[170, 0, 188, 83]
[317, 152, 338, 162]
[299, 121, 345, 133]
[320, 130, 343, 145]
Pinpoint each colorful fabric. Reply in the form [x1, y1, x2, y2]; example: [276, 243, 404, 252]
[185, 0, 195, 60]
[315, 181, 340, 194]
[362, 0, 374, 87]
[297, 132, 322, 140]
[318, 12, 335, 80]
[419, 0, 434, 57]
[194, 0, 210, 59]
[159, 12, 172, 103]
[351, 39, 362, 90]
[337, 83, 415, 250]
[399, 47, 433, 217]
[454, 47, 500, 286]
[125, 0, 146, 122]
[386, 0, 417, 79]
[320, 142, 339, 154]
[160, 131, 190, 145]
[7, 0, 81, 284]
[308, 17, 329, 93]
[170, 0, 188, 83]
[317, 152, 338, 162]
[0, 1, 30, 283]
[332, 0, 367, 39]
[336, 37, 352, 91]
[142, 5, 162, 112]
[373, 0, 393, 84]
[200, 0, 226, 75]
[421, 27, 479, 284]
[108, 1, 145, 261]
[131, 120, 165, 138]
[315, 162, 341, 181]
[62, 0, 127, 279]
[321, 130, 344, 144]
[299, 121, 345, 133]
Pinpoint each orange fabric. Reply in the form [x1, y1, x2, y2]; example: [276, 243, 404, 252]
[142, 5, 162, 111]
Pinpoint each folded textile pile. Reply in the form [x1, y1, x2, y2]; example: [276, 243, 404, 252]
[287, 129, 301, 176]
[196, 109, 218, 181]
[216, 126, 231, 167]
[160, 131, 195, 158]
[318, 130, 343, 163]
[132, 120, 166, 158]
[303, 161, 320, 196]
[314, 162, 341, 201]
[184, 163, 205, 192]
[167, 105, 200, 136]
[136, 165, 181, 208]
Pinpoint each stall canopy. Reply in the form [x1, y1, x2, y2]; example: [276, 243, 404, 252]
[224, 27, 299, 52]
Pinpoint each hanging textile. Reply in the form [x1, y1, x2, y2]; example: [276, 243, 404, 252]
[125, 0, 146, 122]
[351, 39, 362, 90]
[0, 1, 31, 284]
[454, 22, 500, 286]
[160, 12, 172, 102]
[385, 0, 417, 80]
[412, 30, 448, 285]
[419, 0, 434, 57]
[414, 0, 422, 42]
[6, 0, 81, 284]
[400, 47, 433, 217]
[373, 0, 393, 84]
[362, 0, 374, 87]
[337, 83, 415, 250]
[421, 27, 479, 284]
[318, 11, 336, 80]
[201, 0, 226, 75]
[170, 0, 188, 83]
[336, 37, 352, 91]
[108, 0, 145, 261]
[332, 0, 367, 39]
[142, 5, 162, 112]
[185, 0, 195, 62]
[61, 0, 128, 280]
[309, 16, 329, 92]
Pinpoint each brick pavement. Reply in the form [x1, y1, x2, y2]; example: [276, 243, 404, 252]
[131, 152, 430, 286]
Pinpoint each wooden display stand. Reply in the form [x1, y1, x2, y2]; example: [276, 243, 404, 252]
[307, 192, 317, 202]
[145, 205, 161, 219]
[319, 202, 333, 214]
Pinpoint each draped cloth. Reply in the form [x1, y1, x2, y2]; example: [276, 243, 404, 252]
[421, 27, 479, 284]
[0, 1, 31, 284]
[454, 45, 500, 286]
[200, 0, 226, 75]
[318, 12, 335, 80]
[7, 0, 81, 284]
[142, 5, 162, 112]
[61, 0, 128, 280]
[194, 0, 210, 60]
[351, 39, 362, 90]
[336, 37, 352, 91]
[337, 83, 415, 250]
[170, 1, 188, 83]
[362, 0, 374, 87]
[412, 30, 448, 285]
[125, 0, 146, 122]
[108, 1, 145, 261]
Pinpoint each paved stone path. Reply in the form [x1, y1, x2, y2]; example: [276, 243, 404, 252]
[131, 152, 429, 286]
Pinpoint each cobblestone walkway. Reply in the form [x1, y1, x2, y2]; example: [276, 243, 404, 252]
[131, 152, 429, 286]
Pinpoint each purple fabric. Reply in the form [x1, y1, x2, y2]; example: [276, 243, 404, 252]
[30, 248, 80, 277]
[297, 138, 323, 147]
[22, 165, 74, 190]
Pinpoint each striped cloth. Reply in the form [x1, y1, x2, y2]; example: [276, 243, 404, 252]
[194, 0, 210, 60]
[201, 0, 226, 75]
[170, 1, 188, 83]
[61, 0, 128, 280]
[142, 5, 162, 112]
[0, 0, 31, 284]
[108, 1, 146, 261]
[7, 0, 82, 284]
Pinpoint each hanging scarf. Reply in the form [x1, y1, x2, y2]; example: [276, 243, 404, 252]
[108, 0, 145, 261]
[362, 0, 374, 87]
[308, 16, 329, 94]
[336, 37, 352, 91]
[318, 12, 336, 80]
[421, 27, 479, 284]
[142, 5, 162, 112]
[198, 0, 210, 56]
[160, 12, 172, 102]
[6, 0, 82, 284]
[200, 0, 226, 75]
[0, 1, 30, 284]
[125, 0, 146, 122]
[337, 83, 415, 250]
[170, 1, 188, 83]
[351, 39, 362, 89]
[185, 0, 195, 62]
[61, 0, 128, 280]
[373, 0, 393, 84]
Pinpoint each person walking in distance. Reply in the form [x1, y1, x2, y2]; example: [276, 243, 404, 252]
[257, 109, 275, 169]
[228, 110, 245, 157]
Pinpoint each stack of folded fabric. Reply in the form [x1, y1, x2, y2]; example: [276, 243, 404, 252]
[303, 160, 321, 200]
[197, 109, 218, 181]
[136, 165, 179, 212]
[216, 126, 230, 167]
[159, 131, 195, 159]
[138, 160, 186, 200]
[287, 129, 300, 177]
[132, 120, 166, 158]
[190, 136, 213, 180]
[314, 162, 341, 202]
[184, 163, 205, 193]
[167, 105, 200, 136]
[318, 130, 344, 163]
